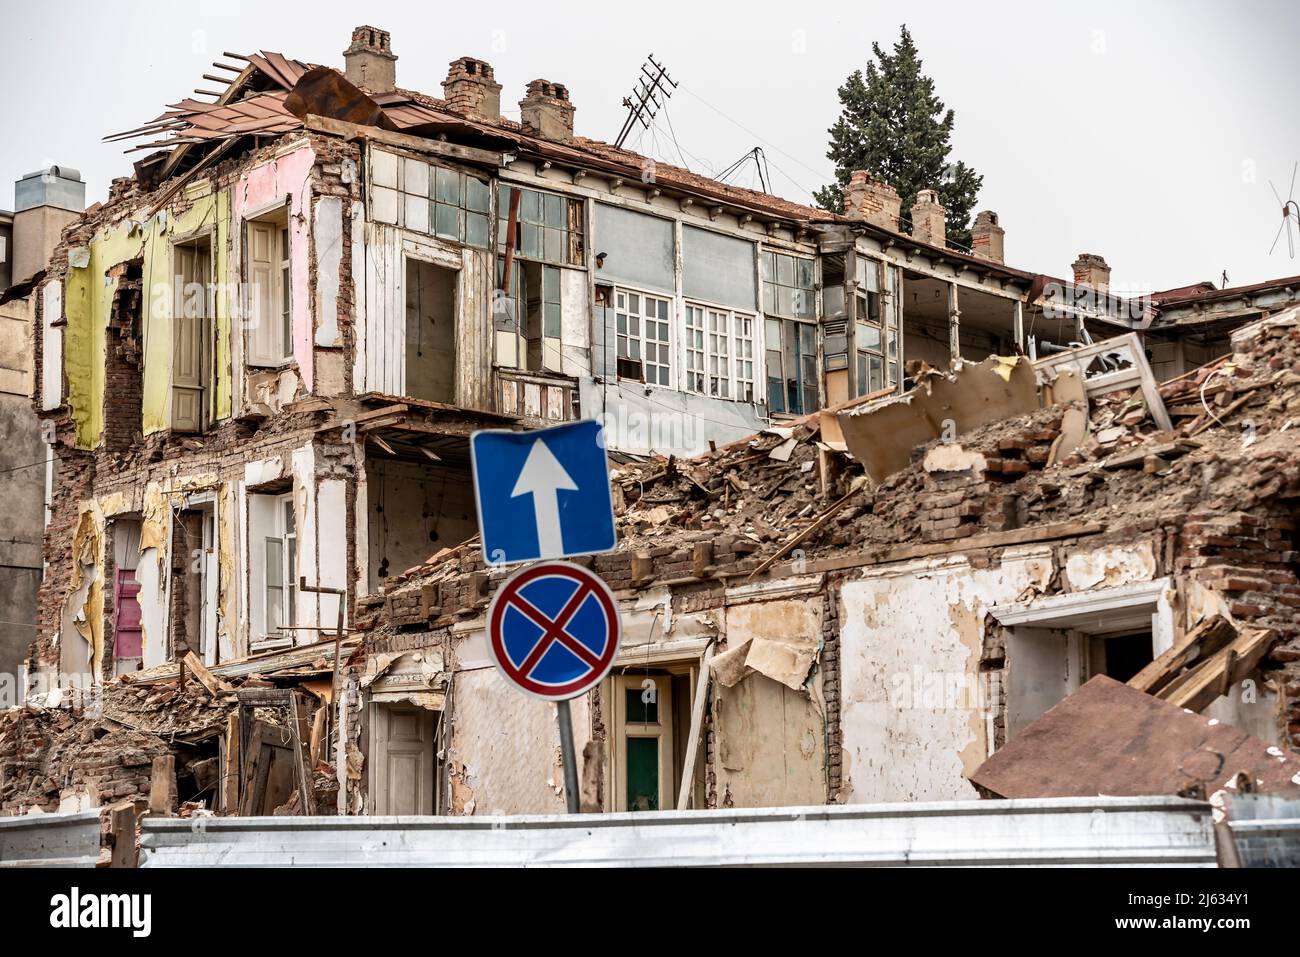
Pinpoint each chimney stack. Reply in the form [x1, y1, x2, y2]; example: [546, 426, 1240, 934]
[519, 80, 575, 142]
[970, 210, 1005, 264]
[842, 170, 901, 232]
[909, 189, 947, 246]
[12, 166, 85, 284]
[343, 25, 397, 94]
[1071, 253, 1111, 291]
[443, 57, 502, 123]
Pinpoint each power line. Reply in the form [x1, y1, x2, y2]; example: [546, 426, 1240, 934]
[678, 85, 832, 186]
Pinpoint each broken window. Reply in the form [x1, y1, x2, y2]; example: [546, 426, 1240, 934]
[765, 318, 817, 415]
[684, 303, 755, 402]
[498, 184, 583, 266]
[171, 236, 212, 432]
[494, 256, 561, 373]
[405, 257, 457, 402]
[855, 256, 886, 395]
[614, 288, 671, 386]
[246, 208, 293, 367]
[369, 148, 490, 249]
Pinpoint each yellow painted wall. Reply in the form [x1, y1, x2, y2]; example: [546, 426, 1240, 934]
[63, 182, 232, 449]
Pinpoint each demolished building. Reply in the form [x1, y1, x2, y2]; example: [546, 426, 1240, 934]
[5, 25, 1300, 821]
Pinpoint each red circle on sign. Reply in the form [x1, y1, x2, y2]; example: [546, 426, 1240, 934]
[486, 561, 622, 701]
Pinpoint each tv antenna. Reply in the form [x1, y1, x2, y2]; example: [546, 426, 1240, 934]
[1269, 161, 1300, 258]
[715, 147, 773, 194]
[615, 54, 677, 149]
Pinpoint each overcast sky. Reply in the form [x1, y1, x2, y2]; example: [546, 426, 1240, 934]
[3, 0, 1299, 290]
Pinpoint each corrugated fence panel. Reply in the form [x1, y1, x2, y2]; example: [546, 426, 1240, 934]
[139, 797, 1217, 868]
[0, 809, 102, 868]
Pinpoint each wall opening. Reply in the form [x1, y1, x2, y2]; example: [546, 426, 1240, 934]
[405, 258, 456, 403]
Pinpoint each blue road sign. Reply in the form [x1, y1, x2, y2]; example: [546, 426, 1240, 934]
[470, 419, 616, 565]
[486, 561, 622, 700]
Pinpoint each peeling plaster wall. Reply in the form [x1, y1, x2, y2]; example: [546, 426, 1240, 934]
[446, 666, 591, 815]
[1063, 541, 1157, 591]
[838, 548, 1054, 803]
[713, 596, 827, 807]
[231, 142, 316, 396]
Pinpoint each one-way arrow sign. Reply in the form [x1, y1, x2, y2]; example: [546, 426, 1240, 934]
[470, 420, 617, 565]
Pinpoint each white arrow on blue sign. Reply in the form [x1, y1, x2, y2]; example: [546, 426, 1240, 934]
[470, 419, 617, 566]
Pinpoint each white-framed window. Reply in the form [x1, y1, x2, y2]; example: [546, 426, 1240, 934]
[246, 209, 293, 367]
[610, 673, 675, 812]
[370, 148, 490, 248]
[685, 303, 757, 402]
[251, 492, 297, 643]
[615, 288, 672, 386]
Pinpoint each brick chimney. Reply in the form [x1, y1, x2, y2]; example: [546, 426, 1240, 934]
[1071, 253, 1111, 291]
[443, 57, 502, 123]
[519, 80, 575, 142]
[970, 210, 1005, 264]
[910, 189, 947, 246]
[842, 170, 901, 231]
[343, 25, 397, 94]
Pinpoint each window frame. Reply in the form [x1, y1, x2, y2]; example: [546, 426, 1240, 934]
[369, 147, 491, 249]
[765, 317, 819, 415]
[497, 183, 584, 267]
[684, 300, 757, 403]
[609, 673, 676, 813]
[613, 286, 673, 387]
[258, 492, 297, 642]
[244, 207, 294, 368]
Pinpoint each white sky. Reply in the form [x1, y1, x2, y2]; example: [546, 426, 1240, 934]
[3, 0, 1299, 290]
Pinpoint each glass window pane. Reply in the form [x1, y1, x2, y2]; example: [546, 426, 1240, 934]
[465, 176, 490, 213]
[796, 257, 815, 289]
[858, 323, 882, 350]
[403, 158, 429, 197]
[543, 227, 563, 263]
[404, 195, 429, 233]
[543, 192, 564, 227]
[434, 167, 459, 205]
[626, 736, 659, 811]
[544, 301, 561, 338]
[498, 184, 514, 220]
[522, 223, 542, 258]
[656, 299, 668, 321]
[520, 188, 542, 224]
[465, 212, 490, 248]
[776, 253, 794, 286]
[435, 202, 459, 239]
[543, 266, 560, 301]
[763, 282, 776, 313]
[625, 687, 659, 724]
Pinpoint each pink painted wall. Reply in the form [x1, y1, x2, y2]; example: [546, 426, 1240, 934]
[233, 143, 317, 391]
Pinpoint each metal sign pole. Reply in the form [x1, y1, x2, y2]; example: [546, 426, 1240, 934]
[555, 699, 581, 814]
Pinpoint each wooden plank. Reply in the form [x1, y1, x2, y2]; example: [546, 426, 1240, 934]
[749, 488, 862, 579]
[1128, 614, 1237, 695]
[675, 642, 714, 811]
[148, 755, 176, 817]
[221, 712, 240, 814]
[181, 651, 224, 697]
[238, 723, 268, 816]
[289, 693, 317, 815]
[1163, 628, 1277, 714]
[107, 801, 139, 869]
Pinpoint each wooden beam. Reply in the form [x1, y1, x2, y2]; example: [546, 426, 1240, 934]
[304, 114, 507, 168]
[221, 712, 240, 814]
[181, 651, 224, 697]
[1160, 628, 1277, 714]
[289, 694, 317, 815]
[1128, 615, 1236, 695]
[148, 755, 176, 817]
[676, 642, 714, 811]
[107, 801, 139, 868]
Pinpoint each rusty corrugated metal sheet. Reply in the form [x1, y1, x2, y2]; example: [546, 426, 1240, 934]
[971, 675, 1300, 800]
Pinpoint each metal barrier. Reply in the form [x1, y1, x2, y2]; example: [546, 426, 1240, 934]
[139, 796, 1217, 867]
[0, 809, 102, 868]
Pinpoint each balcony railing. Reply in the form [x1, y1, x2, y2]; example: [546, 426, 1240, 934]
[495, 368, 580, 425]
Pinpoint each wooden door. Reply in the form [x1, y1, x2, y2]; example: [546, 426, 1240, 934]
[371, 704, 437, 815]
[172, 242, 210, 431]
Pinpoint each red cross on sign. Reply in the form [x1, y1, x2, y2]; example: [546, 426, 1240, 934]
[486, 561, 622, 701]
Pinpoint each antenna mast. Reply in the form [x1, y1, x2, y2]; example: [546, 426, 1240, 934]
[615, 54, 677, 149]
